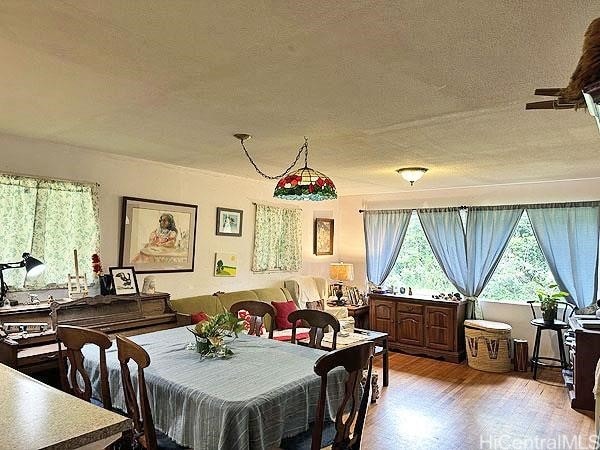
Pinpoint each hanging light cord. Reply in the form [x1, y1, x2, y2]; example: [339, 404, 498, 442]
[240, 137, 309, 180]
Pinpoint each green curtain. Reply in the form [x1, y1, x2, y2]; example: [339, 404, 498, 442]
[252, 204, 302, 272]
[0, 174, 99, 288]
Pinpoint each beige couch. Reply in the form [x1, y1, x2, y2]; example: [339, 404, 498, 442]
[169, 280, 354, 330]
[284, 276, 350, 320]
[169, 287, 294, 329]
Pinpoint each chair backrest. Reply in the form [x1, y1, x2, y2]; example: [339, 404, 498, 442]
[527, 300, 576, 322]
[312, 341, 374, 450]
[56, 325, 112, 410]
[230, 300, 276, 339]
[116, 335, 157, 450]
[288, 309, 340, 350]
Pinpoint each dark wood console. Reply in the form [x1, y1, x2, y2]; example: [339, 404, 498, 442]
[369, 293, 467, 363]
[0, 292, 175, 373]
[564, 316, 600, 411]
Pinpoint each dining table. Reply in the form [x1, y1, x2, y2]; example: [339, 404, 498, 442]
[82, 326, 347, 450]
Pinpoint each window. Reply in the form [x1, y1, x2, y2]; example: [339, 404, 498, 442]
[385, 212, 454, 295]
[252, 204, 302, 272]
[0, 174, 99, 289]
[481, 212, 555, 302]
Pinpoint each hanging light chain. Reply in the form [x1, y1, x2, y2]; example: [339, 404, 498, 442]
[240, 137, 309, 180]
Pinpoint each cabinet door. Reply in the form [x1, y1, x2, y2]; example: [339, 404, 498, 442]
[425, 306, 454, 351]
[397, 312, 424, 346]
[370, 300, 396, 341]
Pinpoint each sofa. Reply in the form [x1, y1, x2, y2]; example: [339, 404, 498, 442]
[283, 276, 350, 321]
[168, 279, 354, 331]
[169, 287, 292, 330]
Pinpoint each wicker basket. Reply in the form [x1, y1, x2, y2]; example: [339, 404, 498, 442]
[464, 320, 512, 373]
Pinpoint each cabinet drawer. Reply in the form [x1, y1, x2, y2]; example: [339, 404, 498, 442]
[397, 303, 423, 314]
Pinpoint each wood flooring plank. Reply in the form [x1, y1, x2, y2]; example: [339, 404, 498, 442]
[362, 353, 595, 449]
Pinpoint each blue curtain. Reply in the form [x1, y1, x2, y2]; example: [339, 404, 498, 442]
[527, 205, 600, 308]
[363, 210, 412, 286]
[465, 208, 523, 315]
[418, 207, 522, 319]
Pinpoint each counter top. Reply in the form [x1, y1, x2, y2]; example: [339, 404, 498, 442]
[0, 363, 130, 449]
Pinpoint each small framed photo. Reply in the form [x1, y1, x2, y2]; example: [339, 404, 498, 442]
[314, 218, 334, 255]
[109, 266, 139, 295]
[214, 252, 237, 277]
[216, 207, 243, 236]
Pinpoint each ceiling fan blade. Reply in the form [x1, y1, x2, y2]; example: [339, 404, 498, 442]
[525, 100, 576, 110]
[533, 88, 563, 97]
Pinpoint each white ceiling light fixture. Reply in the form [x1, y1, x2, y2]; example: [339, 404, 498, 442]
[396, 167, 428, 186]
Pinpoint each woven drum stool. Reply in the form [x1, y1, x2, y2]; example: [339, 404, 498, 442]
[464, 320, 512, 373]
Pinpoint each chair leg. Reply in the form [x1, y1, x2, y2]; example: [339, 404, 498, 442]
[532, 327, 542, 380]
[556, 329, 567, 369]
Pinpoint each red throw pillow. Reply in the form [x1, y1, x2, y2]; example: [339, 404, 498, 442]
[271, 300, 298, 330]
[190, 311, 210, 324]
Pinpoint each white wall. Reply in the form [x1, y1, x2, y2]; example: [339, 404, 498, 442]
[337, 180, 600, 357]
[0, 133, 340, 300]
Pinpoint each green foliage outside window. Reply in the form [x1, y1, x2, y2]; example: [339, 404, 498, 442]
[481, 213, 554, 301]
[384, 212, 555, 302]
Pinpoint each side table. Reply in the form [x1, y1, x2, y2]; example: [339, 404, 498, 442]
[347, 304, 370, 329]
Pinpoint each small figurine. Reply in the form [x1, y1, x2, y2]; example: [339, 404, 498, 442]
[408, 287, 413, 295]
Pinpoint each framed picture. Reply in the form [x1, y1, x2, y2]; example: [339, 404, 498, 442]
[214, 252, 237, 277]
[216, 207, 243, 236]
[109, 266, 139, 295]
[119, 197, 198, 273]
[314, 218, 334, 255]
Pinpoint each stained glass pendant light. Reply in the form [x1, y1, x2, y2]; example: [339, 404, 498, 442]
[235, 134, 337, 201]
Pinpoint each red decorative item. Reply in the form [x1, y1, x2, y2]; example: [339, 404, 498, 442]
[91, 253, 103, 276]
[190, 311, 210, 324]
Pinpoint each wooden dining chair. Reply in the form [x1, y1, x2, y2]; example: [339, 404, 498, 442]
[116, 335, 188, 450]
[56, 324, 112, 410]
[281, 342, 374, 450]
[288, 309, 340, 350]
[230, 300, 276, 339]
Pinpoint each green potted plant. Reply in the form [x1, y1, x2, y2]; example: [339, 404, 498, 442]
[188, 312, 244, 357]
[535, 283, 570, 324]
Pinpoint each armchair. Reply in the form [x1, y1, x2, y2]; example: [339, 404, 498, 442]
[284, 276, 354, 329]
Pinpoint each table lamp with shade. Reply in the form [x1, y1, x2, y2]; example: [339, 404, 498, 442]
[329, 262, 354, 305]
[0, 253, 46, 307]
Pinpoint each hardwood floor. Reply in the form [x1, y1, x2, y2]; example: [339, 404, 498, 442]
[363, 352, 595, 449]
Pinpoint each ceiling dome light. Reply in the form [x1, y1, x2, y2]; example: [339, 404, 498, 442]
[396, 167, 428, 186]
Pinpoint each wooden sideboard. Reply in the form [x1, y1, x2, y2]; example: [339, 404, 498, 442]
[369, 293, 467, 363]
[564, 317, 600, 411]
[0, 292, 176, 373]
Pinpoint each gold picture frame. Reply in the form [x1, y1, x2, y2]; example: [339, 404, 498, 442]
[314, 218, 334, 255]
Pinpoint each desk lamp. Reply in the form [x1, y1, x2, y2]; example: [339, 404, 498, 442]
[329, 262, 354, 305]
[0, 253, 45, 306]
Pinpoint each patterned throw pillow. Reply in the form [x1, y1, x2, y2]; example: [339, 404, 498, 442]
[237, 310, 265, 336]
[305, 300, 324, 311]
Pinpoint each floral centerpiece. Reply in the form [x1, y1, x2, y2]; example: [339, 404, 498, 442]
[188, 312, 244, 357]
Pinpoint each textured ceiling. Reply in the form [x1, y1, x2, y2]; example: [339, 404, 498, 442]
[0, 1, 599, 195]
